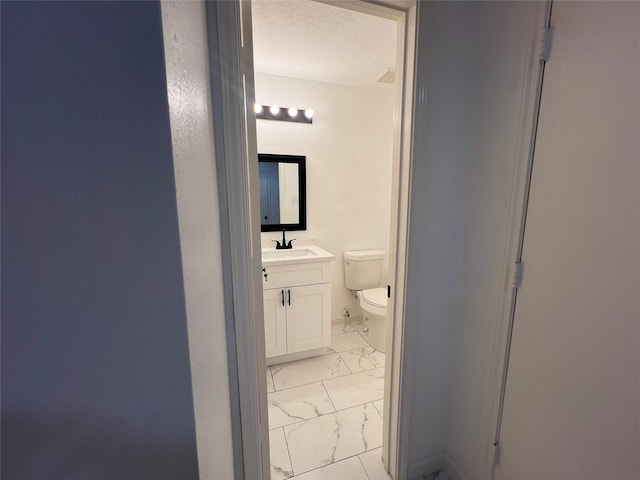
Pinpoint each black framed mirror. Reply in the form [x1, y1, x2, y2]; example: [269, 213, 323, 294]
[258, 153, 307, 232]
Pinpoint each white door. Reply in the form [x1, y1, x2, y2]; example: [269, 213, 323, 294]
[286, 283, 331, 354]
[263, 288, 287, 358]
[495, 3, 640, 479]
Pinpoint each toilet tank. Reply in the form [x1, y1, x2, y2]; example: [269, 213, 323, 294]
[343, 250, 385, 290]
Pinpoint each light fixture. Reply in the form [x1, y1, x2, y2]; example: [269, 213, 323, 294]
[253, 104, 314, 124]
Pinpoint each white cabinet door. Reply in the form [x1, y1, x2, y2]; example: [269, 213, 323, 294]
[263, 288, 287, 358]
[286, 283, 331, 354]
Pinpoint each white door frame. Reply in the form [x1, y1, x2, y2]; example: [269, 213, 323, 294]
[210, 1, 417, 478]
[204, 1, 269, 478]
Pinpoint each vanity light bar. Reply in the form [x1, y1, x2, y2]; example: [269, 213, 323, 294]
[254, 104, 314, 124]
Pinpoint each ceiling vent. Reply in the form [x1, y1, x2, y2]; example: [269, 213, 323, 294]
[376, 68, 395, 85]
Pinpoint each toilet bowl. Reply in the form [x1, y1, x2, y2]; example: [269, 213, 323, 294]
[357, 287, 388, 353]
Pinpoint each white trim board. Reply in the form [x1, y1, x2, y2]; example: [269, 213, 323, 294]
[160, 2, 237, 478]
[204, 1, 269, 478]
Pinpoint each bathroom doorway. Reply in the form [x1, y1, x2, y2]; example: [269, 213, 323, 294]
[249, 1, 416, 478]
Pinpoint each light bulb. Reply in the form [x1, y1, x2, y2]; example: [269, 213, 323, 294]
[288, 107, 298, 118]
[304, 108, 314, 119]
[269, 105, 280, 115]
[254, 103, 263, 114]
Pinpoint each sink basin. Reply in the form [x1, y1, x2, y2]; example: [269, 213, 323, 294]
[261, 245, 335, 266]
[262, 248, 318, 259]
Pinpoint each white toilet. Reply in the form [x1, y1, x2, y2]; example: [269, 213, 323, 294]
[343, 250, 388, 353]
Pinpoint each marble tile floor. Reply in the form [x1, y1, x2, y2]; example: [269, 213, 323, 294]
[267, 321, 391, 480]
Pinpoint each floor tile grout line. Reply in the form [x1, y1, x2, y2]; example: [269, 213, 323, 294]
[267, 367, 386, 418]
[339, 349, 385, 374]
[270, 370, 352, 393]
[270, 332, 366, 370]
[341, 352, 354, 375]
[280, 425, 296, 480]
[320, 380, 338, 413]
[269, 328, 367, 364]
[267, 379, 331, 397]
[270, 361, 385, 393]
[271, 361, 377, 394]
[358, 452, 374, 480]
[267, 366, 275, 392]
[270, 394, 384, 473]
[372, 399, 384, 418]
[270, 357, 381, 392]
[269, 360, 382, 396]
[268, 397, 385, 432]
[269, 331, 375, 377]
[267, 379, 336, 430]
[286, 449, 378, 479]
[369, 401, 384, 421]
[269, 366, 385, 404]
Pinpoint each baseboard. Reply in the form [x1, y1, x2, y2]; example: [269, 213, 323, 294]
[443, 455, 470, 480]
[407, 454, 445, 479]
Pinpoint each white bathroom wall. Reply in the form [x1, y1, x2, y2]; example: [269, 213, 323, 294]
[255, 73, 395, 320]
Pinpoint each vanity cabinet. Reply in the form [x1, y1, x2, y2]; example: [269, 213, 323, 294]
[262, 260, 332, 360]
[263, 288, 288, 357]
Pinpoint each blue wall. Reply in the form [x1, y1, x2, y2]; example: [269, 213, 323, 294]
[1, 2, 199, 478]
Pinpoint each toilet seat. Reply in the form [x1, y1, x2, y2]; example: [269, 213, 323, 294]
[361, 287, 387, 308]
[358, 287, 387, 317]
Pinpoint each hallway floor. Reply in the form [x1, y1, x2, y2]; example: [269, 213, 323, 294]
[267, 321, 391, 479]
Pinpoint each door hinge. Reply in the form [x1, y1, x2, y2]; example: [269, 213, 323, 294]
[513, 262, 524, 288]
[540, 27, 552, 62]
[493, 441, 502, 465]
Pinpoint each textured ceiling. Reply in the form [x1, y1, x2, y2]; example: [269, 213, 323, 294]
[252, 0, 397, 89]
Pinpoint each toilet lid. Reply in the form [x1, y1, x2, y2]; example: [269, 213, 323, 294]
[362, 287, 388, 308]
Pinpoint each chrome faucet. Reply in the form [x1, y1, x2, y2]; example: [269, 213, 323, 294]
[272, 228, 295, 250]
